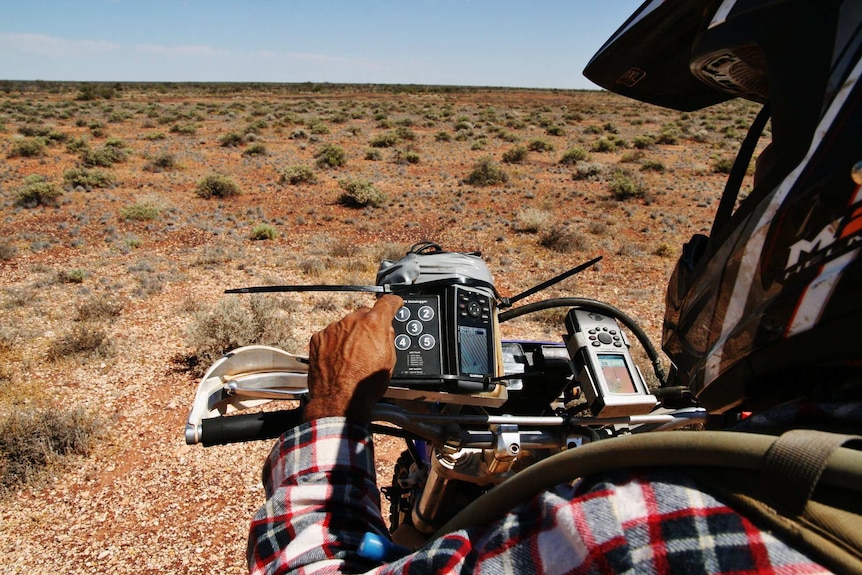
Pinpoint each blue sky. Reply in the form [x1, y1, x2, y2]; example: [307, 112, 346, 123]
[0, 1, 643, 89]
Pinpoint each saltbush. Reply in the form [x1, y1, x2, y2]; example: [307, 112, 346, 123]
[465, 157, 508, 186]
[280, 165, 317, 185]
[0, 408, 100, 492]
[502, 146, 528, 164]
[250, 223, 277, 241]
[8, 137, 47, 158]
[559, 146, 589, 165]
[338, 178, 387, 208]
[195, 174, 241, 199]
[608, 169, 646, 200]
[315, 144, 347, 168]
[15, 175, 62, 208]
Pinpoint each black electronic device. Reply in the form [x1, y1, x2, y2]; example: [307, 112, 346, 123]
[564, 309, 656, 417]
[391, 284, 497, 393]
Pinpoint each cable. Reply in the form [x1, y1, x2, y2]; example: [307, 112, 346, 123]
[498, 297, 667, 386]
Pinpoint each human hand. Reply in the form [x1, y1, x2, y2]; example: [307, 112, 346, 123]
[303, 294, 403, 423]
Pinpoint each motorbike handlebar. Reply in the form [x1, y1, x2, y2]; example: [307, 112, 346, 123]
[196, 408, 304, 446]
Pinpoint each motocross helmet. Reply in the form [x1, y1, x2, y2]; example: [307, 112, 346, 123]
[584, 0, 862, 412]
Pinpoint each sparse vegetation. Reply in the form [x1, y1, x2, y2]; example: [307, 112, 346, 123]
[465, 156, 508, 186]
[8, 137, 46, 158]
[539, 225, 588, 253]
[512, 208, 552, 233]
[63, 167, 115, 189]
[315, 143, 347, 168]
[195, 174, 241, 198]
[0, 84, 760, 570]
[184, 295, 295, 376]
[502, 145, 528, 164]
[143, 152, 178, 172]
[250, 223, 277, 240]
[15, 175, 62, 208]
[0, 408, 100, 493]
[279, 165, 317, 185]
[608, 169, 646, 200]
[338, 178, 387, 208]
[120, 198, 163, 221]
[559, 146, 588, 165]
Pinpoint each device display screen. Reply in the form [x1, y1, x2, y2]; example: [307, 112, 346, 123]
[598, 354, 636, 394]
[459, 326, 489, 374]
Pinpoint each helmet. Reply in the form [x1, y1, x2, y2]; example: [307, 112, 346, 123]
[584, 0, 862, 412]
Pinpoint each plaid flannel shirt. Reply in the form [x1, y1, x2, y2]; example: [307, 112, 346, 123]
[247, 417, 829, 574]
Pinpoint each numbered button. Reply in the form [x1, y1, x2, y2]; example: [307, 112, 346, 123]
[418, 305, 435, 321]
[395, 334, 411, 350]
[419, 334, 436, 350]
[406, 320, 424, 336]
[395, 307, 411, 322]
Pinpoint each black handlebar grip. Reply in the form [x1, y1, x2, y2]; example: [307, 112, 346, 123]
[200, 408, 304, 446]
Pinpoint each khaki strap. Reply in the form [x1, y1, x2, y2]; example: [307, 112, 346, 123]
[762, 429, 862, 515]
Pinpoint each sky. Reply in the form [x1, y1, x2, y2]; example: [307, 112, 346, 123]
[0, 1, 644, 89]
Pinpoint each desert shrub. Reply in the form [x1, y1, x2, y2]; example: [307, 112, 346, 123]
[465, 156, 508, 186]
[395, 126, 416, 141]
[8, 137, 47, 158]
[80, 141, 128, 167]
[242, 143, 267, 157]
[15, 175, 62, 208]
[512, 208, 552, 233]
[655, 129, 680, 145]
[63, 167, 115, 189]
[184, 295, 295, 376]
[370, 132, 398, 148]
[559, 146, 588, 165]
[315, 143, 347, 168]
[57, 268, 86, 284]
[309, 121, 330, 135]
[47, 324, 112, 360]
[527, 139, 555, 152]
[76, 296, 124, 322]
[654, 243, 675, 257]
[632, 135, 655, 149]
[143, 152, 178, 172]
[539, 225, 588, 253]
[641, 160, 666, 172]
[338, 178, 387, 208]
[219, 131, 245, 147]
[620, 150, 645, 163]
[608, 169, 646, 200]
[502, 146, 528, 164]
[364, 149, 382, 161]
[573, 162, 607, 181]
[545, 125, 565, 136]
[143, 131, 167, 141]
[120, 199, 162, 221]
[434, 131, 452, 142]
[195, 174, 241, 199]
[65, 137, 90, 154]
[170, 123, 197, 135]
[0, 241, 16, 261]
[0, 408, 100, 492]
[279, 165, 317, 185]
[394, 150, 420, 165]
[712, 157, 734, 174]
[591, 137, 617, 153]
[250, 223, 277, 241]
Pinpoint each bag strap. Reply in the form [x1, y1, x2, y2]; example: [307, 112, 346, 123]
[762, 429, 862, 515]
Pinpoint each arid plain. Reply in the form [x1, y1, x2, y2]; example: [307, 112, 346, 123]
[0, 82, 762, 573]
